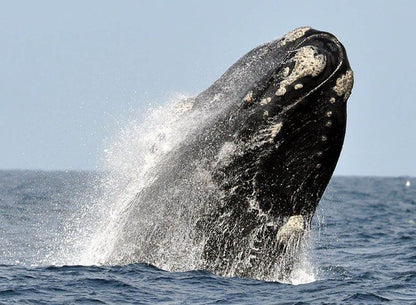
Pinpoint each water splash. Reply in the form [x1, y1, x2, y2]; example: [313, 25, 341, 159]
[52, 93, 318, 284]
[57, 95, 202, 264]
[288, 231, 317, 285]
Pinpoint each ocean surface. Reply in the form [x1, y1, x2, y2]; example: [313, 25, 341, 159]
[0, 170, 415, 304]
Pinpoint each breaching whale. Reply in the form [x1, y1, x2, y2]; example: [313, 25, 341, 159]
[102, 27, 353, 281]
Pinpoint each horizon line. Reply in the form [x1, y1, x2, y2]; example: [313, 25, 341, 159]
[0, 167, 414, 178]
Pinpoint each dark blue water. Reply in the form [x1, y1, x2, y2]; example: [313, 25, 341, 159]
[0, 171, 415, 304]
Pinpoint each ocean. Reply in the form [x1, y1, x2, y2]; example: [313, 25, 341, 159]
[0, 170, 415, 304]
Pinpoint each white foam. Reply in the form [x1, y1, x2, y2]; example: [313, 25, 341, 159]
[269, 122, 283, 143]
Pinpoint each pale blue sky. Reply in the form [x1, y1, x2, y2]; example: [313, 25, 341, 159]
[1, 1, 415, 176]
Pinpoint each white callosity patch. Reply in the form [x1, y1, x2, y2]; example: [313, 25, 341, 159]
[275, 46, 327, 97]
[332, 70, 354, 101]
[281, 27, 311, 46]
[282, 67, 290, 77]
[260, 97, 271, 106]
[277, 215, 305, 242]
[242, 90, 254, 105]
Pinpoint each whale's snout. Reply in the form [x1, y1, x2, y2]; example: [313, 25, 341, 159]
[242, 28, 353, 113]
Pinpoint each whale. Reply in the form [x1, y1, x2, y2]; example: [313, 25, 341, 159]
[102, 27, 353, 281]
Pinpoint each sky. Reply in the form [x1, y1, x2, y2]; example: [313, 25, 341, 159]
[1, 1, 415, 176]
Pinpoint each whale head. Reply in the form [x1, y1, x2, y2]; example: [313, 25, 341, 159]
[208, 27, 353, 220]
[237, 27, 353, 219]
[195, 27, 353, 278]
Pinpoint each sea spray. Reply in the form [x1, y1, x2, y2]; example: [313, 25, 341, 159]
[49, 27, 353, 282]
[49, 93, 317, 284]
[74, 95, 210, 267]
